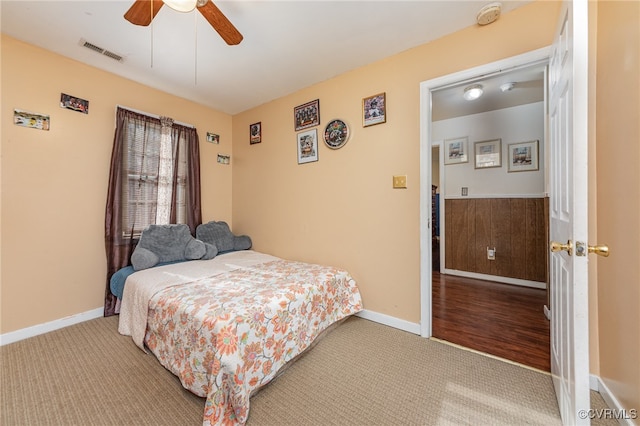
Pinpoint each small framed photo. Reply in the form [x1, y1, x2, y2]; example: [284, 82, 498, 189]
[508, 140, 539, 172]
[294, 99, 320, 131]
[217, 154, 230, 164]
[444, 137, 469, 165]
[13, 109, 50, 131]
[250, 122, 261, 144]
[206, 132, 220, 144]
[297, 129, 319, 164]
[474, 139, 502, 169]
[363, 92, 386, 127]
[60, 93, 89, 114]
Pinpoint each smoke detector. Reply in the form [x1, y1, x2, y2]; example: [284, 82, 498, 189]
[500, 82, 516, 92]
[477, 2, 502, 25]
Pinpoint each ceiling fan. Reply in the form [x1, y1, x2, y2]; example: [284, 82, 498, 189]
[124, 0, 243, 45]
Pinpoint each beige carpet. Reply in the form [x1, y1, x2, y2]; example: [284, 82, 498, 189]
[1, 315, 613, 425]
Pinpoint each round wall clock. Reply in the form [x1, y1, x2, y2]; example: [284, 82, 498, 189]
[323, 119, 350, 149]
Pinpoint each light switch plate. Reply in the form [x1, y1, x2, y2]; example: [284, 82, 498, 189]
[393, 175, 407, 189]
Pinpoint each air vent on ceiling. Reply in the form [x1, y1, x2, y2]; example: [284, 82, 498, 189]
[79, 39, 124, 62]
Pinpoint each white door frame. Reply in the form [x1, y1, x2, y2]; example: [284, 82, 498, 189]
[418, 47, 551, 338]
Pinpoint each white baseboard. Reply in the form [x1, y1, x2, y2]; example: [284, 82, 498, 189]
[356, 309, 421, 335]
[0, 307, 104, 346]
[590, 374, 637, 425]
[2, 307, 417, 347]
[442, 268, 546, 289]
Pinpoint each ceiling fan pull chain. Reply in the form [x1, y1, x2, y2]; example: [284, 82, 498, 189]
[150, 0, 154, 68]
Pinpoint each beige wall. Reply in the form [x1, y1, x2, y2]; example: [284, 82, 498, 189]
[595, 0, 640, 415]
[0, 35, 232, 333]
[231, 1, 560, 323]
[1, 0, 637, 415]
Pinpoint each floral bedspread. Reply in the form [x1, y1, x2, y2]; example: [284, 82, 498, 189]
[144, 258, 362, 425]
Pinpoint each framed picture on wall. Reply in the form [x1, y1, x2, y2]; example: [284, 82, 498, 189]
[250, 122, 261, 144]
[297, 129, 319, 164]
[362, 92, 386, 127]
[13, 109, 50, 131]
[294, 99, 320, 131]
[508, 140, 539, 172]
[444, 137, 469, 165]
[60, 93, 89, 114]
[323, 119, 350, 149]
[206, 132, 220, 144]
[474, 139, 502, 169]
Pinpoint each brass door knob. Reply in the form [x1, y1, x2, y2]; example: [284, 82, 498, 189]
[550, 240, 573, 256]
[588, 244, 610, 257]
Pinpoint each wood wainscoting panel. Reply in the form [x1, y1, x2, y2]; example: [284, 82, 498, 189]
[445, 199, 471, 271]
[473, 198, 492, 275]
[444, 197, 548, 283]
[526, 198, 547, 282]
[492, 198, 514, 278]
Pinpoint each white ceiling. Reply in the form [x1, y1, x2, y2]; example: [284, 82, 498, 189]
[1, 0, 540, 117]
[431, 61, 546, 121]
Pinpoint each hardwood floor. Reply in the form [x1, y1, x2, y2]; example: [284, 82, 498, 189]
[432, 272, 550, 371]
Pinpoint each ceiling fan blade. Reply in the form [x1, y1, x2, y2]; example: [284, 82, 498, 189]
[198, 1, 243, 45]
[124, 0, 164, 26]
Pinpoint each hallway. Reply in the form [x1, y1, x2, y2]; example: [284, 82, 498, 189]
[432, 272, 550, 371]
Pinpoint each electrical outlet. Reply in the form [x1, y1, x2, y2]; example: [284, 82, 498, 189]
[462, 187, 468, 196]
[393, 175, 407, 189]
[487, 247, 496, 260]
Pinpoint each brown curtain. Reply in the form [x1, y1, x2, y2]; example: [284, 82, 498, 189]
[103, 107, 201, 316]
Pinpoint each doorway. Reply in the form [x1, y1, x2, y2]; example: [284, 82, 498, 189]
[419, 48, 551, 370]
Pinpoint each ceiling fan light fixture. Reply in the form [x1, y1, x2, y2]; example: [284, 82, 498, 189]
[164, 0, 198, 13]
[463, 84, 484, 101]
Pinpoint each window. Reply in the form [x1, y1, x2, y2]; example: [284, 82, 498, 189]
[105, 107, 201, 315]
[121, 115, 187, 237]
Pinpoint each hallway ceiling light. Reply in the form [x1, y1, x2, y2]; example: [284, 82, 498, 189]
[463, 84, 484, 101]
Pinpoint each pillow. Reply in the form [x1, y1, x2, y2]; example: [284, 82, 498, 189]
[110, 265, 135, 300]
[110, 259, 189, 299]
[196, 221, 252, 254]
[131, 224, 218, 271]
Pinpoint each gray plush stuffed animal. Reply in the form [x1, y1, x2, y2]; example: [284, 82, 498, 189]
[131, 224, 218, 271]
[196, 221, 252, 254]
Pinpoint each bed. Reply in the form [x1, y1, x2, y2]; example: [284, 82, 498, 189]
[118, 249, 363, 425]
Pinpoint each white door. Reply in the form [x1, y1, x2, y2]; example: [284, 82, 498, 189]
[548, 1, 590, 424]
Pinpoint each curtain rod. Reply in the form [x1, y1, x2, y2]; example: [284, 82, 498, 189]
[115, 105, 195, 129]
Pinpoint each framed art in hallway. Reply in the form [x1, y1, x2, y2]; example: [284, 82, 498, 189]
[508, 140, 539, 172]
[444, 137, 468, 165]
[474, 139, 502, 169]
